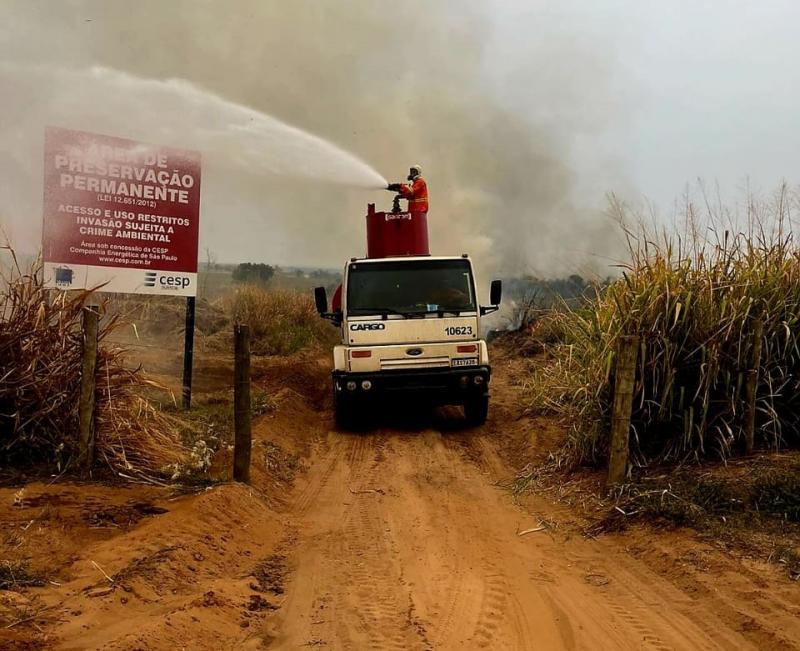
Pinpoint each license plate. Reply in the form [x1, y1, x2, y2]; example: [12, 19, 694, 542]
[451, 357, 478, 367]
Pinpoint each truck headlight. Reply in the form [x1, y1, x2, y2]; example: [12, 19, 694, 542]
[361, 380, 372, 391]
[346, 381, 357, 391]
[473, 375, 485, 385]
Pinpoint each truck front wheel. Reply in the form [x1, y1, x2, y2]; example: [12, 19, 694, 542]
[464, 394, 489, 426]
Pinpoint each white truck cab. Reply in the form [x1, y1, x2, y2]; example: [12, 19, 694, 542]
[315, 254, 502, 427]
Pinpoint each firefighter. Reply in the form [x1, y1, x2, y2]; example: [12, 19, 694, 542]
[387, 165, 428, 214]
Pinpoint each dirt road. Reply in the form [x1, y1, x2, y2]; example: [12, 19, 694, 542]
[2, 351, 800, 649]
[261, 427, 798, 650]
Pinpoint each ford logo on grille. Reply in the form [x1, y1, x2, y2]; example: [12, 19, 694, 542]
[406, 348, 423, 356]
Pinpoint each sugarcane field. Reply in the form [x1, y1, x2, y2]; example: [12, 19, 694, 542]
[3, 3, 800, 650]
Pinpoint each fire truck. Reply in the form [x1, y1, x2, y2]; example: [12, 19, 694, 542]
[314, 200, 501, 428]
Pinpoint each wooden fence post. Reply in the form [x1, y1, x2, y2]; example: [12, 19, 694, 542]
[78, 305, 99, 471]
[233, 324, 252, 483]
[607, 335, 640, 486]
[744, 318, 764, 455]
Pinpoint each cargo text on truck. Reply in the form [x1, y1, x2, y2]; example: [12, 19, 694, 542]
[314, 166, 502, 427]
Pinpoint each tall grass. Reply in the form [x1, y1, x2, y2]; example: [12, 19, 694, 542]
[528, 186, 800, 466]
[227, 285, 337, 355]
[0, 249, 187, 476]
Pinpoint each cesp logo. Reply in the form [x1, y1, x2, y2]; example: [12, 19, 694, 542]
[160, 275, 191, 289]
[349, 322, 385, 331]
[144, 272, 191, 290]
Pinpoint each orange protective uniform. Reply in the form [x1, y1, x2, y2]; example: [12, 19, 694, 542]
[398, 176, 429, 213]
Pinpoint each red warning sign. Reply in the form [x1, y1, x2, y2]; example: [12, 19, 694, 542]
[42, 127, 201, 296]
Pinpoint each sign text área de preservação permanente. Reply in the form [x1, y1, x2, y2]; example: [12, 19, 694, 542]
[42, 126, 201, 296]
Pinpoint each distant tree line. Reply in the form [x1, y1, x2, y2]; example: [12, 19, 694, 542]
[233, 263, 275, 284]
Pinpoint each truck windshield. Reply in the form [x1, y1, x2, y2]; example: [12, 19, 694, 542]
[347, 259, 476, 316]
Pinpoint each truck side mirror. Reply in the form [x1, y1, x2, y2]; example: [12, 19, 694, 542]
[490, 279, 502, 306]
[314, 286, 328, 314]
[480, 280, 503, 316]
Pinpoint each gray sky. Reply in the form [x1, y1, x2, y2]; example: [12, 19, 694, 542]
[488, 1, 800, 213]
[1, 1, 797, 275]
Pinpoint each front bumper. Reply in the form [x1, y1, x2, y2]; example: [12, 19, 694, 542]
[333, 365, 490, 405]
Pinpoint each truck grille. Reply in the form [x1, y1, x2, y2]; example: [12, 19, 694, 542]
[380, 356, 450, 371]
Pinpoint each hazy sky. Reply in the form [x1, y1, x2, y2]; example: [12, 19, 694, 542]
[1, 1, 797, 275]
[487, 0, 800, 213]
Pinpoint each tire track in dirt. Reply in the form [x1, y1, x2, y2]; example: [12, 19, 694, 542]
[333, 433, 431, 650]
[11, 351, 800, 650]
[470, 565, 511, 648]
[378, 431, 568, 650]
[260, 354, 800, 650]
[423, 551, 469, 648]
[436, 422, 762, 650]
[291, 435, 346, 515]
[388, 430, 490, 649]
[605, 600, 674, 651]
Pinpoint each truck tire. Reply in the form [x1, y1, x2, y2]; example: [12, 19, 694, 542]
[334, 388, 355, 430]
[464, 394, 489, 426]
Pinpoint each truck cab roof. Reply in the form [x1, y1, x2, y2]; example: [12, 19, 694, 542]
[348, 254, 471, 265]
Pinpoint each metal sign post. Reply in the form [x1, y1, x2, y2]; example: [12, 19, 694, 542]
[233, 323, 252, 483]
[182, 296, 196, 410]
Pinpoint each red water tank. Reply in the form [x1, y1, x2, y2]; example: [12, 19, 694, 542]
[366, 203, 429, 258]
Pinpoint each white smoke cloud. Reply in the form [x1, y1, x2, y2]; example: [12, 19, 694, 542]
[0, 0, 633, 280]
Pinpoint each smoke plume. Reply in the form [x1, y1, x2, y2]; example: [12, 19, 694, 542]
[0, 0, 631, 280]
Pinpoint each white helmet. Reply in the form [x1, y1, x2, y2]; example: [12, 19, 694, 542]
[409, 164, 422, 177]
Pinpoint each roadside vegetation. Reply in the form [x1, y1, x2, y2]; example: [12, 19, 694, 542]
[226, 284, 338, 356]
[168, 387, 276, 482]
[600, 457, 800, 579]
[510, 187, 800, 578]
[0, 248, 332, 480]
[0, 249, 188, 478]
[525, 187, 800, 468]
[112, 268, 339, 357]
